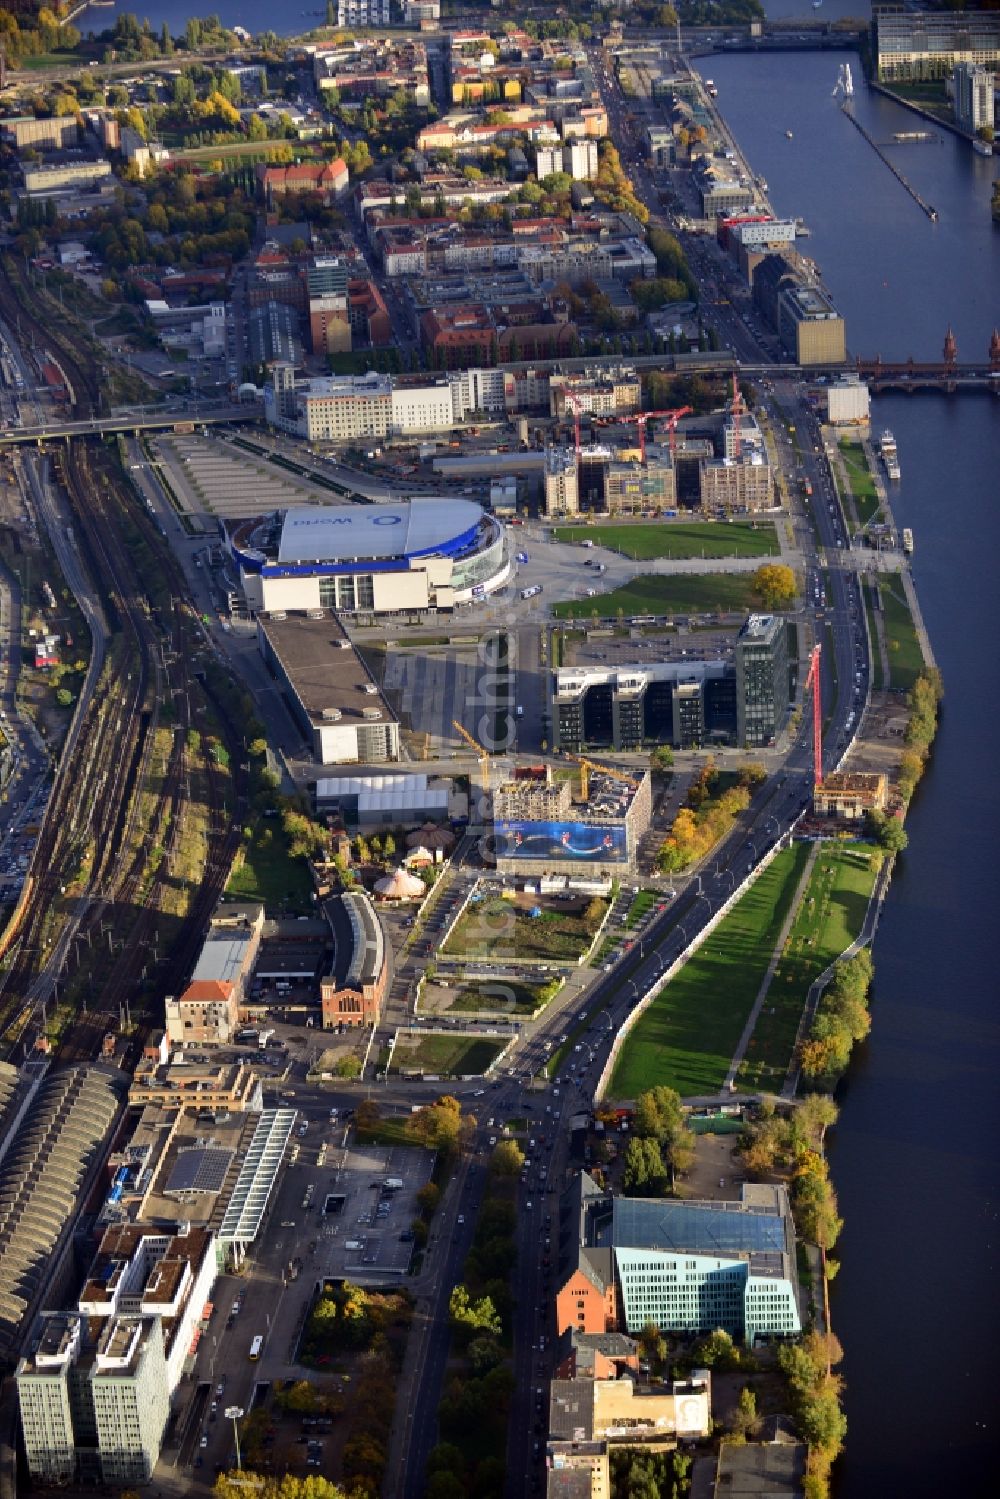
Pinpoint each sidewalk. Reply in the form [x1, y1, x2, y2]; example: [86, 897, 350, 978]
[724, 844, 820, 1090]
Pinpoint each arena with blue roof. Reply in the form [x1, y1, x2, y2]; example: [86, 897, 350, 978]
[229, 497, 511, 616]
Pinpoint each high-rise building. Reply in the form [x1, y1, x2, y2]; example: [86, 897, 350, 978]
[549, 659, 733, 754]
[953, 62, 995, 133]
[543, 447, 579, 516]
[872, 5, 1000, 83]
[17, 1313, 170, 1487]
[735, 613, 789, 748]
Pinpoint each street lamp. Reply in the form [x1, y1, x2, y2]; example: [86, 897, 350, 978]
[224, 1407, 244, 1470]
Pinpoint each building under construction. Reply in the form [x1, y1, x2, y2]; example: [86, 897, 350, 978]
[492, 764, 652, 877]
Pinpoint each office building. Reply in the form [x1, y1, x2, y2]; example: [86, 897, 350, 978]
[22, 159, 113, 197]
[953, 62, 995, 134]
[544, 447, 580, 516]
[556, 1172, 801, 1345]
[872, 4, 1000, 82]
[753, 253, 847, 365]
[735, 613, 789, 748]
[550, 658, 734, 753]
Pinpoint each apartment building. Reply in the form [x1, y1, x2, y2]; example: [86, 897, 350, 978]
[550, 369, 642, 419]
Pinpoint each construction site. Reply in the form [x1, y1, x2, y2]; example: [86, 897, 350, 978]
[492, 759, 653, 877]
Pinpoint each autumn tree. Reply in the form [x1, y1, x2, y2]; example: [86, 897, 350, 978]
[752, 562, 797, 610]
[490, 1139, 525, 1177]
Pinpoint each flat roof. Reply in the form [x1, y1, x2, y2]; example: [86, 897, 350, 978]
[258, 611, 396, 729]
[277, 498, 483, 564]
[192, 930, 253, 986]
[218, 1109, 297, 1248]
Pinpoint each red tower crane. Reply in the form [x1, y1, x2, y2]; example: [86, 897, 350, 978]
[564, 390, 584, 462]
[595, 406, 693, 463]
[730, 372, 743, 460]
[804, 643, 823, 788]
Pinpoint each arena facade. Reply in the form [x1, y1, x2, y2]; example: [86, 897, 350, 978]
[229, 498, 511, 615]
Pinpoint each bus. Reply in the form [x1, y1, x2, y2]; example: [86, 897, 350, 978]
[249, 1336, 263, 1361]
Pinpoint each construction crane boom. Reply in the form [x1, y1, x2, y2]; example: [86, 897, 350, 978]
[803, 644, 823, 788]
[593, 405, 692, 463]
[565, 753, 638, 802]
[452, 719, 492, 790]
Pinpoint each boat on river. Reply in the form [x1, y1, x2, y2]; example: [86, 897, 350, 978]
[880, 430, 901, 481]
[902, 527, 914, 554]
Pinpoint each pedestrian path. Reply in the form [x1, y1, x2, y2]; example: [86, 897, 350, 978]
[723, 843, 820, 1091]
[781, 854, 893, 1098]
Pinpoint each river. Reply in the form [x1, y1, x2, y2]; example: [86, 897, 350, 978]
[705, 42, 1000, 1498]
[74, 1, 323, 39]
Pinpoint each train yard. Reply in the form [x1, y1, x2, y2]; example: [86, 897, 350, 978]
[0, 256, 249, 1069]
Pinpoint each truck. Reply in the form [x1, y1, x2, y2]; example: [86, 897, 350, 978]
[520, 584, 542, 599]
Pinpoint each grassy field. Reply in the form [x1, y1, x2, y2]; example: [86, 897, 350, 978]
[553, 573, 760, 621]
[735, 843, 879, 1092]
[864, 581, 884, 692]
[443, 895, 604, 963]
[391, 1032, 506, 1077]
[880, 576, 924, 692]
[225, 817, 314, 913]
[448, 979, 552, 1014]
[607, 843, 812, 1099]
[839, 440, 881, 528]
[551, 521, 778, 560]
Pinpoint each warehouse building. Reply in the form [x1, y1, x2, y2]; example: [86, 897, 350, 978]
[321, 890, 388, 1028]
[257, 609, 400, 766]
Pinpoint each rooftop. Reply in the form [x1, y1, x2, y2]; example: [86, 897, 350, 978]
[257, 612, 396, 730]
[277, 498, 484, 564]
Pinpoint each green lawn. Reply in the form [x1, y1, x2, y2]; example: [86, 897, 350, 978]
[225, 817, 314, 913]
[553, 573, 760, 620]
[551, 521, 778, 560]
[864, 581, 885, 692]
[880, 575, 924, 692]
[447, 979, 553, 1015]
[443, 895, 605, 963]
[391, 1033, 506, 1077]
[735, 843, 878, 1092]
[607, 843, 812, 1099]
[838, 440, 879, 519]
[625, 890, 660, 928]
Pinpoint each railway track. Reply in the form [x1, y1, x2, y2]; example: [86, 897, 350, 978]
[0, 261, 250, 1063]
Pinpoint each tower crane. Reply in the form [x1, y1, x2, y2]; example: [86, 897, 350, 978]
[452, 720, 493, 791]
[565, 753, 639, 802]
[564, 390, 584, 463]
[730, 372, 744, 460]
[803, 644, 823, 788]
[594, 406, 693, 464]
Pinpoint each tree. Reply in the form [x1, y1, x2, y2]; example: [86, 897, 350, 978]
[214, 1474, 350, 1499]
[752, 562, 797, 610]
[334, 1054, 361, 1079]
[622, 1136, 668, 1196]
[408, 1095, 468, 1154]
[449, 1284, 502, 1336]
[651, 745, 674, 770]
[490, 1139, 525, 1177]
[731, 1384, 759, 1441]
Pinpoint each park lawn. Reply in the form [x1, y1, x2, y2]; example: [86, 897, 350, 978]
[553, 572, 760, 621]
[551, 521, 777, 560]
[880, 576, 924, 692]
[391, 1032, 505, 1077]
[839, 440, 881, 528]
[736, 843, 878, 1092]
[448, 978, 553, 1014]
[864, 581, 884, 692]
[607, 843, 812, 1100]
[626, 890, 660, 928]
[225, 817, 314, 913]
[443, 895, 605, 962]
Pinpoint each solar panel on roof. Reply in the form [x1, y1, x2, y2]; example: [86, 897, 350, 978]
[166, 1147, 234, 1195]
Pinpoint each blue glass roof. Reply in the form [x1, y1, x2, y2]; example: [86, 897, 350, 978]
[612, 1199, 787, 1258]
